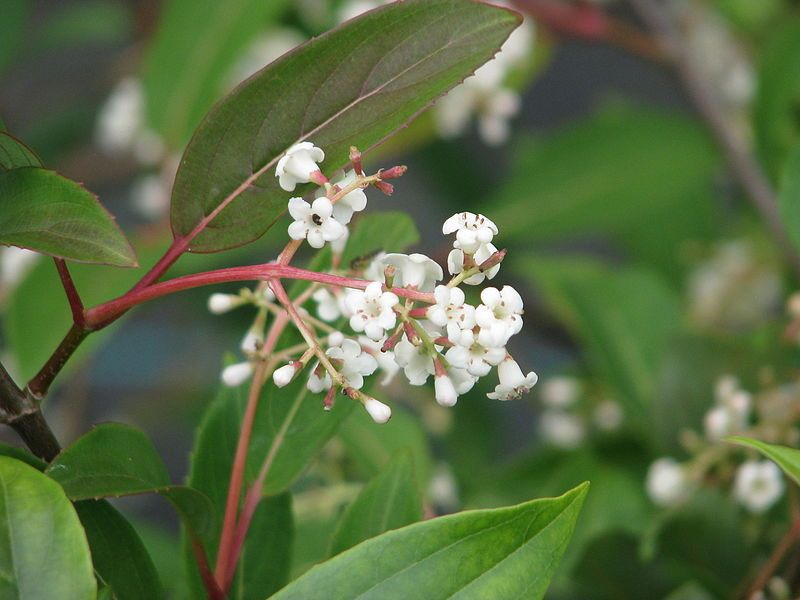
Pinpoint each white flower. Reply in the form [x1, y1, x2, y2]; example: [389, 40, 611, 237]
[276, 141, 325, 191]
[646, 458, 689, 507]
[95, 77, 144, 153]
[704, 406, 734, 441]
[221, 362, 253, 387]
[487, 355, 537, 400]
[539, 411, 585, 449]
[540, 376, 580, 409]
[394, 338, 436, 385]
[447, 242, 500, 285]
[358, 336, 400, 386]
[208, 293, 241, 315]
[323, 170, 368, 225]
[312, 288, 342, 322]
[434, 374, 458, 407]
[130, 174, 170, 220]
[330, 224, 349, 255]
[364, 397, 392, 424]
[427, 463, 460, 512]
[442, 212, 498, 253]
[287, 197, 347, 249]
[346, 282, 399, 341]
[475, 285, 524, 347]
[734, 460, 784, 513]
[449, 366, 478, 395]
[0, 246, 39, 290]
[326, 338, 377, 390]
[426, 286, 476, 344]
[380, 253, 443, 292]
[241, 328, 263, 353]
[272, 364, 296, 388]
[307, 366, 332, 393]
[445, 329, 505, 377]
[593, 400, 623, 431]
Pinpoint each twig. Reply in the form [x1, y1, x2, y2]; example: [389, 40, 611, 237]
[626, 0, 800, 280]
[748, 516, 800, 597]
[53, 258, 85, 327]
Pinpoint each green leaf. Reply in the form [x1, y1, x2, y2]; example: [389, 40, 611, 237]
[0, 0, 29, 75]
[330, 450, 422, 556]
[0, 442, 46, 471]
[0, 131, 42, 170]
[754, 20, 800, 177]
[0, 456, 96, 599]
[0, 168, 137, 267]
[513, 257, 682, 427]
[46, 423, 214, 542]
[727, 436, 800, 484]
[170, 0, 520, 253]
[274, 483, 588, 600]
[75, 500, 164, 600]
[142, 0, 291, 148]
[338, 404, 432, 484]
[779, 143, 800, 253]
[491, 107, 717, 277]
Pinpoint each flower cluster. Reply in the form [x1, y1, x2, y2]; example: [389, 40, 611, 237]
[210, 140, 538, 424]
[646, 374, 791, 514]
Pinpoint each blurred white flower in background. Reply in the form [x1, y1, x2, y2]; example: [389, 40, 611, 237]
[540, 376, 581, 409]
[539, 410, 585, 449]
[703, 375, 751, 441]
[0, 246, 39, 294]
[733, 460, 784, 513]
[646, 457, 690, 507]
[227, 28, 306, 87]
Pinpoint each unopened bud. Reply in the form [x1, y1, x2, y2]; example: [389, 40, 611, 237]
[403, 322, 420, 345]
[479, 248, 507, 272]
[383, 264, 396, 288]
[381, 328, 403, 352]
[434, 374, 458, 407]
[349, 146, 364, 175]
[373, 180, 394, 195]
[208, 293, 240, 314]
[434, 336, 454, 347]
[309, 170, 329, 187]
[380, 165, 407, 180]
[272, 363, 297, 388]
[364, 397, 392, 424]
[221, 362, 253, 387]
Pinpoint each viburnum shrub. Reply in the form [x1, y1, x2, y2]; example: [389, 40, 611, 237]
[0, 1, 587, 598]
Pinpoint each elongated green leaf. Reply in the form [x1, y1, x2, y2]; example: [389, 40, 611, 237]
[0, 456, 96, 599]
[46, 423, 214, 542]
[170, 0, 520, 253]
[75, 500, 163, 600]
[0, 168, 137, 267]
[274, 483, 588, 600]
[514, 257, 682, 426]
[143, 0, 290, 148]
[779, 144, 800, 253]
[330, 450, 422, 556]
[0, 131, 41, 170]
[727, 437, 800, 484]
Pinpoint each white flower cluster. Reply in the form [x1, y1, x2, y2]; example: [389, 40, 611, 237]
[537, 375, 623, 449]
[209, 140, 538, 425]
[646, 376, 784, 513]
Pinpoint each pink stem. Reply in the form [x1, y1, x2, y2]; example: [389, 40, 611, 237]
[54, 258, 86, 327]
[85, 264, 435, 328]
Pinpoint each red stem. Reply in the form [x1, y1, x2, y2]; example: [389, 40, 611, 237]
[54, 258, 85, 327]
[190, 536, 224, 600]
[214, 311, 290, 589]
[84, 264, 435, 328]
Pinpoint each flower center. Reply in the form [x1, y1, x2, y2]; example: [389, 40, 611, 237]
[312, 213, 323, 226]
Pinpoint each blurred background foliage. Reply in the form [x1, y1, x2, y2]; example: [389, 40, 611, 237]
[3, 0, 800, 598]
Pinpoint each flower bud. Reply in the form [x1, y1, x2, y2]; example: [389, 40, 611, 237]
[364, 397, 392, 423]
[272, 364, 297, 388]
[221, 362, 253, 387]
[380, 165, 407, 180]
[208, 293, 239, 314]
[349, 146, 363, 175]
[434, 374, 458, 407]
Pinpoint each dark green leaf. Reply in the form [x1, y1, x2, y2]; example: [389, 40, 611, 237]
[754, 21, 800, 177]
[142, 0, 291, 148]
[330, 450, 422, 556]
[170, 0, 520, 253]
[0, 456, 96, 599]
[338, 404, 432, 484]
[514, 257, 682, 427]
[273, 483, 588, 600]
[0, 441, 46, 470]
[0, 131, 42, 170]
[491, 107, 718, 277]
[46, 423, 214, 542]
[779, 143, 800, 253]
[0, 0, 28, 75]
[75, 500, 164, 600]
[0, 168, 137, 267]
[727, 436, 800, 484]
